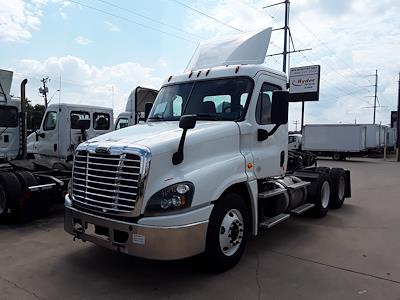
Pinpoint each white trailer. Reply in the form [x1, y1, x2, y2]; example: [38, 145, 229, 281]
[115, 87, 158, 130]
[64, 28, 352, 272]
[302, 124, 368, 160]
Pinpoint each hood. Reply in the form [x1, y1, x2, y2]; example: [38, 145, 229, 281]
[82, 121, 239, 155]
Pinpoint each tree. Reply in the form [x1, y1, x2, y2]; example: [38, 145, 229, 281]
[26, 102, 46, 131]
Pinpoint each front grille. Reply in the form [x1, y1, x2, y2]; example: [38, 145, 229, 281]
[71, 150, 141, 215]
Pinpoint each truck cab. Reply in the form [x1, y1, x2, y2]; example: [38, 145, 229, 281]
[288, 133, 302, 151]
[27, 104, 113, 161]
[65, 28, 351, 271]
[115, 87, 158, 130]
[0, 99, 20, 160]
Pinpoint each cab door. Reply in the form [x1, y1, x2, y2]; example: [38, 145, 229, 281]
[249, 76, 287, 179]
[35, 110, 60, 157]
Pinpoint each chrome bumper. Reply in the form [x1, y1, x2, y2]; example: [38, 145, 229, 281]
[64, 206, 209, 260]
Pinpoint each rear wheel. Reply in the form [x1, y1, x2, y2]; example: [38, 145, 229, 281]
[332, 153, 341, 161]
[204, 192, 249, 272]
[15, 171, 38, 221]
[329, 168, 346, 209]
[0, 172, 23, 223]
[307, 172, 331, 218]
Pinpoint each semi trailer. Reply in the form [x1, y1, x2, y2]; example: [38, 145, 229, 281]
[301, 124, 368, 160]
[0, 69, 113, 222]
[64, 28, 351, 271]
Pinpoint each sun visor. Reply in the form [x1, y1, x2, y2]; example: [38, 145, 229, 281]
[0, 69, 13, 102]
[184, 27, 272, 72]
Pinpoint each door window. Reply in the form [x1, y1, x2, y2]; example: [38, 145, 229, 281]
[71, 111, 90, 129]
[93, 113, 110, 130]
[255, 83, 281, 125]
[115, 118, 129, 130]
[43, 111, 58, 131]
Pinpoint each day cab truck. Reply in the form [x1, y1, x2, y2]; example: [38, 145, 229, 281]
[0, 69, 113, 223]
[64, 28, 351, 271]
[115, 87, 158, 130]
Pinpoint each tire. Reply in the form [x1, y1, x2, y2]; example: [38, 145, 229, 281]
[329, 168, 346, 209]
[307, 172, 331, 218]
[0, 172, 23, 223]
[332, 153, 341, 161]
[14, 170, 38, 221]
[204, 192, 249, 272]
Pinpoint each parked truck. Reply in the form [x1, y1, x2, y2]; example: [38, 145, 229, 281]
[64, 28, 351, 272]
[300, 124, 368, 160]
[27, 103, 113, 162]
[115, 87, 158, 130]
[0, 69, 113, 222]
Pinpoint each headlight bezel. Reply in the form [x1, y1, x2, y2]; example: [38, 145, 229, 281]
[145, 182, 195, 216]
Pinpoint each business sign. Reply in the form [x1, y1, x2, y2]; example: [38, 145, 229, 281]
[289, 65, 320, 102]
[391, 111, 398, 128]
[0, 69, 13, 102]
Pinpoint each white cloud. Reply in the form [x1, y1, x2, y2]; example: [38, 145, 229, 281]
[0, 0, 41, 42]
[104, 21, 120, 32]
[183, 0, 400, 128]
[11, 55, 163, 115]
[75, 35, 92, 45]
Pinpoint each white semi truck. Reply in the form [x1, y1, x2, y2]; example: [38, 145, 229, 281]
[0, 69, 113, 223]
[115, 87, 158, 130]
[64, 28, 351, 271]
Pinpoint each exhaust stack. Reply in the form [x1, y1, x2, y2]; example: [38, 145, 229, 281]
[20, 79, 28, 159]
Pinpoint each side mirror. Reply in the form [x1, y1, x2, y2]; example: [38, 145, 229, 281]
[172, 115, 197, 165]
[144, 102, 153, 120]
[271, 91, 289, 125]
[258, 91, 289, 142]
[76, 119, 90, 131]
[179, 114, 196, 130]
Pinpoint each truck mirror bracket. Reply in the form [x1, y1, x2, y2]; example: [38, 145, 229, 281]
[258, 125, 280, 142]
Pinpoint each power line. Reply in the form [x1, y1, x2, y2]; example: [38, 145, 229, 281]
[69, 0, 198, 43]
[93, 0, 204, 40]
[170, 0, 243, 32]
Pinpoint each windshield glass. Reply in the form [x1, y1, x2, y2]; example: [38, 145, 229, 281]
[0, 106, 18, 127]
[148, 77, 253, 121]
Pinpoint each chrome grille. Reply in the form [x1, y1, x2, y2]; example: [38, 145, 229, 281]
[71, 150, 141, 214]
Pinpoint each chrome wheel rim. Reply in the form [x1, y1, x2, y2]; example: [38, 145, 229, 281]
[321, 181, 330, 209]
[338, 176, 345, 200]
[219, 209, 244, 256]
[333, 153, 340, 160]
[0, 186, 6, 215]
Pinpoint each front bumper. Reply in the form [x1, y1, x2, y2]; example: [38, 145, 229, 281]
[64, 205, 209, 260]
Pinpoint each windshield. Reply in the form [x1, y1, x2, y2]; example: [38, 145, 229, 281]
[148, 77, 253, 121]
[0, 106, 18, 127]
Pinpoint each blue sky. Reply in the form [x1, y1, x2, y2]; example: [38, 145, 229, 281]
[1, 0, 399, 129]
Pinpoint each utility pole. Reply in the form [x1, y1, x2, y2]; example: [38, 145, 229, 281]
[396, 72, 400, 162]
[39, 77, 49, 108]
[373, 69, 378, 124]
[282, 0, 289, 73]
[293, 120, 300, 131]
[264, 0, 312, 134]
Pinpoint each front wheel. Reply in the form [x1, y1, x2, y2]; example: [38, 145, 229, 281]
[204, 192, 249, 272]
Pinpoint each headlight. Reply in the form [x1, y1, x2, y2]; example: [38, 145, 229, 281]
[145, 182, 194, 216]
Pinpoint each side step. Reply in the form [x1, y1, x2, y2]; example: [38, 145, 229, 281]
[258, 187, 287, 199]
[259, 213, 290, 229]
[291, 203, 315, 215]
